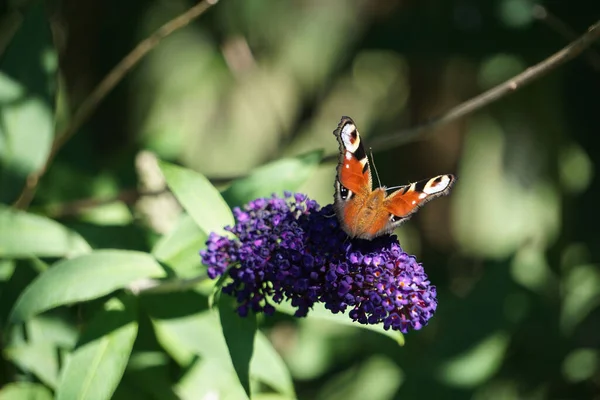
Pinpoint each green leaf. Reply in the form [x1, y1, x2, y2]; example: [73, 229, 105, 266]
[158, 161, 234, 235]
[152, 213, 207, 277]
[5, 342, 59, 388]
[151, 309, 295, 398]
[0, 259, 39, 324]
[4, 312, 78, 386]
[315, 356, 403, 400]
[151, 310, 248, 398]
[218, 294, 257, 397]
[0, 382, 53, 400]
[0, 4, 56, 203]
[222, 150, 323, 207]
[55, 297, 138, 400]
[276, 301, 404, 346]
[175, 358, 249, 400]
[0, 258, 16, 281]
[252, 395, 296, 400]
[152, 311, 232, 366]
[26, 313, 79, 349]
[10, 250, 165, 323]
[253, 331, 296, 399]
[124, 352, 179, 400]
[0, 207, 91, 258]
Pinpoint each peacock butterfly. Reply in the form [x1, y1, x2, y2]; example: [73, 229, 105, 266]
[332, 116, 455, 240]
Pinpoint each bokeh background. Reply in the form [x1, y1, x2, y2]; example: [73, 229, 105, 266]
[1, 0, 600, 399]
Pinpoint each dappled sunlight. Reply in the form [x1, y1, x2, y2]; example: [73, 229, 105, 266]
[452, 116, 561, 259]
[1, 0, 599, 399]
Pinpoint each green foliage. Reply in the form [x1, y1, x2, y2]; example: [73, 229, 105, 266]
[0, 4, 55, 203]
[10, 250, 165, 323]
[158, 160, 234, 235]
[222, 150, 324, 207]
[219, 294, 257, 397]
[55, 298, 138, 400]
[1, 0, 599, 399]
[0, 207, 91, 258]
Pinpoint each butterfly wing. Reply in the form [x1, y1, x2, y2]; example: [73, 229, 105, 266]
[383, 174, 455, 229]
[332, 116, 373, 236]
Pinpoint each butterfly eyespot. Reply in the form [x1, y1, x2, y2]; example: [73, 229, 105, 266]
[390, 215, 402, 223]
[339, 185, 352, 201]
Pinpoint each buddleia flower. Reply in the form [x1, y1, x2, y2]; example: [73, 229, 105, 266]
[200, 193, 437, 333]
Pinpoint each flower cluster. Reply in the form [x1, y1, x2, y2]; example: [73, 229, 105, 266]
[200, 193, 437, 334]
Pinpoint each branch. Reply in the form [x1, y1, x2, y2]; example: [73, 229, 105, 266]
[17, 14, 600, 212]
[207, 17, 600, 175]
[13, 0, 219, 210]
[367, 18, 600, 152]
[532, 5, 600, 72]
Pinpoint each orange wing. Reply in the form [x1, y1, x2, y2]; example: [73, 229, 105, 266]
[384, 175, 456, 223]
[333, 116, 372, 197]
[332, 116, 373, 237]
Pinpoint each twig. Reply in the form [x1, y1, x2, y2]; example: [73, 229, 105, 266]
[13, 0, 219, 210]
[127, 274, 209, 295]
[16, 15, 600, 211]
[210, 17, 600, 174]
[367, 18, 600, 152]
[532, 5, 600, 72]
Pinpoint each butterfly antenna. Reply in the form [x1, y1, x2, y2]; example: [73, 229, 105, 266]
[387, 178, 415, 192]
[370, 147, 383, 189]
[385, 185, 403, 191]
[386, 179, 412, 192]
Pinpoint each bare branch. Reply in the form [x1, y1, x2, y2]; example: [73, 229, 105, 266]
[532, 5, 600, 71]
[16, 15, 600, 212]
[368, 18, 600, 152]
[13, 0, 219, 210]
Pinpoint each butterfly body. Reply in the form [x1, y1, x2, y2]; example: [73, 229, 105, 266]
[333, 116, 455, 240]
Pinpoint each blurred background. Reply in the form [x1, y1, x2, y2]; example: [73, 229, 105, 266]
[1, 0, 600, 399]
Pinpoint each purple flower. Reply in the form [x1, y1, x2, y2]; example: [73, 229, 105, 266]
[200, 193, 438, 334]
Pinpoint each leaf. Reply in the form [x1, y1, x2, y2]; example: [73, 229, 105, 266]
[0, 259, 15, 282]
[152, 311, 232, 366]
[26, 313, 79, 349]
[175, 358, 249, 400]
[124, 352, 179, 400]
[315, 356, 403, 400]
[0, 259, 43, 324]
[253, 331, 296, 399]
[0, 207, 91, 258]
[152, 213, 207, 277]
[222, 150, 323, 207]
[218, 294, 257, 397]
[5, 342, 59, 388]
[140, 291, 210, 366]
[151, 309, 295, 398]
[0, 382, 53, 400]
[158, 161, 234, 235]
[4, 312, 78, 387]
[151, 310, 248, 398]
[10, 250, 165, 323]
[0, 4, 56, 203]
[55, 297, 138, 400]
[252, 395, 296, 400]
[275, 301, 404, 346]
[437, 331, 510, 388]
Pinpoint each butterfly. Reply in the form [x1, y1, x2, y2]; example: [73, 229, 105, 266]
[333, 116, 456, 240]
